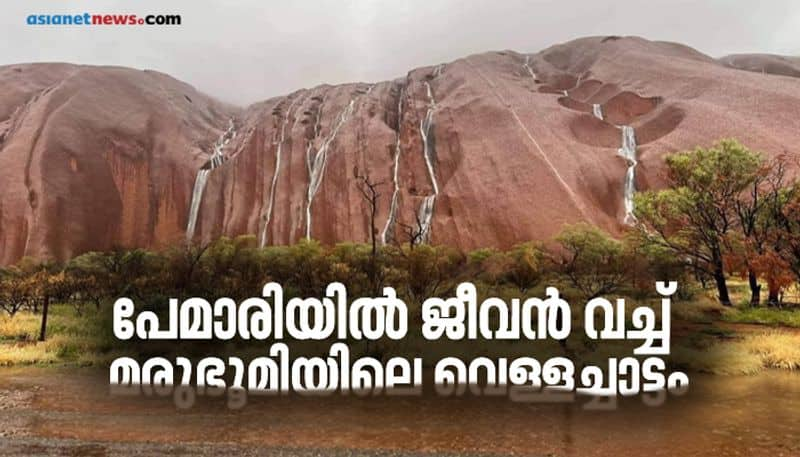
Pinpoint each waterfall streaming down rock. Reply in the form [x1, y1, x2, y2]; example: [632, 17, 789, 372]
[305, 89, 366, 240]
[417, 195, 436, 239]
[260, 97, 299, 247]
[523, 55, 537, 81]
[562, 90, 569, 97]
[186, 170, 210, 241]
[186, 119, 237, 241]
[417, 65, 443, 243]
[381, 85, 404, 245]
[420, 84, 439, 196]
[592, 103, 604, 120]
[617, 125, 638, 225]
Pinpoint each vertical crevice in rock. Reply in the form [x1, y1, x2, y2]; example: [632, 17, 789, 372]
[304, 85, 374, 240]
[417, 65, 444, 243]
[260, 96, 300, 247]
[381, 81, 406, 245]
[185, 118, 236, 241]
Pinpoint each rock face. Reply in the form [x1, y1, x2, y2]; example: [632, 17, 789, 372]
[1, 36, 799, 264]
[720, 54, 800, 78]
[0, 64, 235, 264]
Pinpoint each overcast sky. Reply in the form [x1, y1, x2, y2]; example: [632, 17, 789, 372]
[3, 1, 799, 105]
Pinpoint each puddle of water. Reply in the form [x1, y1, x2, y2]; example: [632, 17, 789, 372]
[0, 367, 798, 456]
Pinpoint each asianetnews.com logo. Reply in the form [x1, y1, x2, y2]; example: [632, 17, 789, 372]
[26, 13, 181, 26]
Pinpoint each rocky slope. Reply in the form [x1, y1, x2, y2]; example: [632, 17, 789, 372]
[1, 36, 799, 264]
[720, 53, 800, 78]
[0, 63, 235, 264]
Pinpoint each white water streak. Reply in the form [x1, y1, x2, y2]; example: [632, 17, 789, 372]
[304, 93, 361, 239]
[186, 119, 236, 241]
[592, 103, 604, 121]
[421, 83, 439, 196]
[380, 86, 404, 245]
[185, 170, 210, 240]
[260, 97, 300, 247]
[523, 55, 537, 81]
[617, 126, 638, 225]
[418, 65, 443, 243]
[417, 195, 436, 242]
[466, 58, 591, 221]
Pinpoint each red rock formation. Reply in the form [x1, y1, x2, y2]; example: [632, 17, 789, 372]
[2, 36, 800, 264]
[0, 64, 236, 264]
[720, 54, 800, 79]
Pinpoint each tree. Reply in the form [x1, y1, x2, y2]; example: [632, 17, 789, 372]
[34, 270, 75, 341]
[67, 252, 113, 309]
[1, 261, 75, 341]
[392, 245, 465, 306]
[554, 224, 628, 299]
[622, 232, 693, 299]
[165, 242, 211, 296]
[354, 172, 385, 295]
[329, 242, 374, 297]
[732, 156, 789, 306]
[0, 267, 34, 317]
[280, 239, 333, 297]
[354, 172, 384, 258]
[635, 140, 763, 306]
[67, 248, 161, 301]
[749, 250, 794, 306]
[770, 182, 800, 304]
[199, 235, 270, 299]
[505, 242, 545, 293]
[396, 211, 425, 250]
[468, 248, 508, 288]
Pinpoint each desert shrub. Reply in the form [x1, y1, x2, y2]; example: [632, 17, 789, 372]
[554, 224, 629, 299]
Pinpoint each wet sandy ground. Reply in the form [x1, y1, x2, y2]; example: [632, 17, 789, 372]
[0, 367, 798, 456]
[0, 437, 504, 457]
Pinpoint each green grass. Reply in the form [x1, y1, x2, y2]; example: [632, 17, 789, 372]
[723, 306, 800, 328]
[669, 278, 800, 328]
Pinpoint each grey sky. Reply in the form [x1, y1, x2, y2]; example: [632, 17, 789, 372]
[3, 0, 798, 106]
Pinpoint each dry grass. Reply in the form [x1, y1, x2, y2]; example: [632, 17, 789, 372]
[672, 295, 726, 322]
[0, 305, 112, 366]
[671, 331, 800, 374]
[0, 312, 42, 341]
[742, 331, 800, 370]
